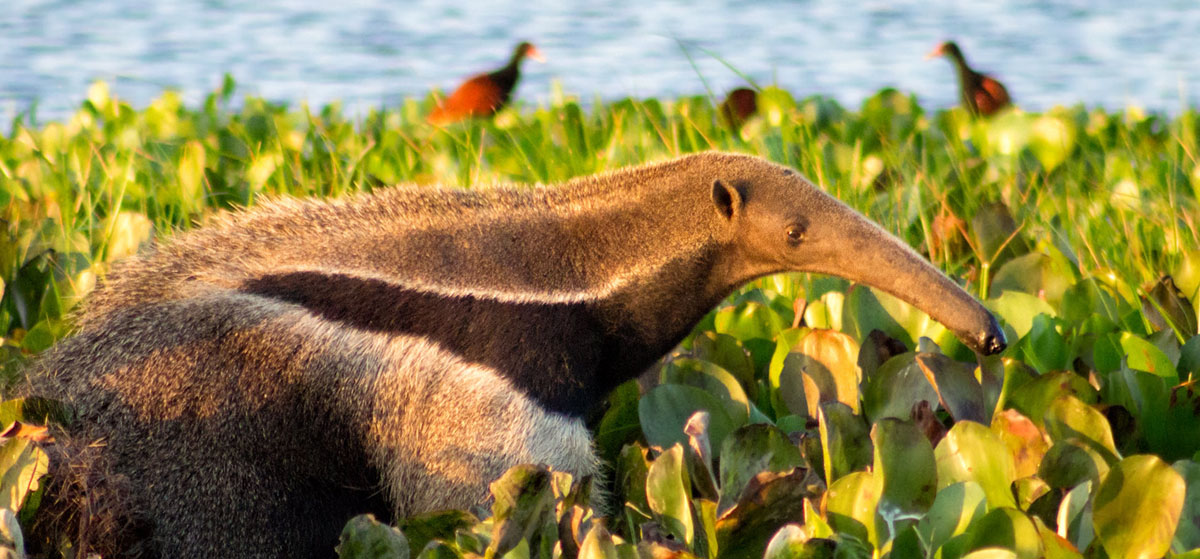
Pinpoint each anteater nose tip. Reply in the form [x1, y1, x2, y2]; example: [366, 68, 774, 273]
[980, 331, 1007, 355]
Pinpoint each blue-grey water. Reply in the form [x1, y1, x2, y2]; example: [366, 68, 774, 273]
[2, 0, 1198, 124]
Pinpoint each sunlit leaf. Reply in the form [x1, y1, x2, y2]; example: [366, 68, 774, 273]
[935, 421, 1017, 510]
[788, 329, 862, 416]
[823, 470, 880, 546]
[1006, 371, 1097, 428]
[0, 436, 49, 513]
[963, 508, 1043, 559]
[488, 465, 555, 559]
[1119, 331, 1178, 379]
[991, 409, 1050, 479]
[987, 293, 1056, 340]
[763, 525, 836, 559]
[1092, 454, 1185, 559]
[1043, 395, 1119, 464]
[646, 445, 693, 547]
[916, 481, 987, 557]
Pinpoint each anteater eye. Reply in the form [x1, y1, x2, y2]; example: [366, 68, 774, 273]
[786, 224, 806, 245]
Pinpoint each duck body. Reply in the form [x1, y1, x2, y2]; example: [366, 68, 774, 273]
[719, 87, 758, 130]
[428, 41, 543, 125]
[928, 40, 1011, 117]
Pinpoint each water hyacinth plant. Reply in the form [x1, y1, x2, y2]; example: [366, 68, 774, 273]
[0, 77, 1199, 558]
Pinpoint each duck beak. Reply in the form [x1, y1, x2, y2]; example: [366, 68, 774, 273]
[528, 46, 546, 63]
[924, 44, 945, 60]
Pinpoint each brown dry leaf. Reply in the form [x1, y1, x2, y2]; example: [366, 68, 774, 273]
[0, 421, 53, 444]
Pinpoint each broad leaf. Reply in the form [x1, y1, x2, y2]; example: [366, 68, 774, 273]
[1093, 455, 1185, 559]
[935, 421, 1017, 510]
[646, 445, 693, 547]
[337, 514, 410, 559]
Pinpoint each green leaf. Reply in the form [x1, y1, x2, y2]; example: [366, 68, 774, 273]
[1141, 275, 1198, 338]
[337, 514, 410, 559]
[1022, 314, 1070, 373]
[824, 470, 880, 546]
[487, 465, 555, 559]
[960, 548, 1019, 559]
[916, 353, 988, 423]
[1171, 459, 1200, 553]
[842, 286, 914, 350]
[789, 329, 862, 416]
[1043, 395, 1119, 464]
[818, 402, 872, 484]
[990, 251, 1073, 306]
[769, 328, 810, 417]
[1034, 516, 1084, 559]
[639, 384, 739, 451]
[935, 421, 1017, 510]
[916, 481, 987, 553]
[578, 521, 618, 559]
[987, 293, 1055, 339]
[1061, 278, 1121, 327]
[660, 358, 751, 427]
[617, 444, 652, 518]
[971, 202, 1023, 265]
[1119, 332, 1178, 378]
[1007, 371, 1096, 428]
[872, 418, 936, 516]
[1093, 454, 1185, 559]
[716, 424, 804, 515]
[803, 291, 843, 331]
[1029, 112, 1078, 171]
[0, 436, 49, 512]
[646, 445, 693, 547]
[861, 353, 937, 424]
[1038, 441, 1109, 490]
[714, 469, 821, 559]
[396, 510, 477, 558]
[714, 301, 787, 341]
[990, 409, 1050, 480]
[757, 87, 797, 127]
[691, 332, 757, 396]
[963, 508, 1043, 559]
[763, 525, 836, 559]
[871, 290, 955, 351]
[1179, 335, 1200, 377]
[1057, 481, 1094, 551]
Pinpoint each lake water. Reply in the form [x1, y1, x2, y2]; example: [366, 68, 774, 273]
[2, 0, 1198, 124]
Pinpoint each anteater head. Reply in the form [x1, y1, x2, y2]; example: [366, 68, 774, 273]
[704, 155, 1005, 356]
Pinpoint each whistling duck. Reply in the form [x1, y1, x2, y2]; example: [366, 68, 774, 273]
[926, 40, 1012, 117]
[719, 87, 758, 130]
[428, 41, 545, 125]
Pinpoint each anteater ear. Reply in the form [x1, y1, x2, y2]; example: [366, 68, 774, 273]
[712, 179, 743, 220]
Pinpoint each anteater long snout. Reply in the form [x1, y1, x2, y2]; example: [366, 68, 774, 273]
[806, 196, 1007, 356]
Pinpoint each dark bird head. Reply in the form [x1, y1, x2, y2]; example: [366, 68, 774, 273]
[512, 41, 546, 65]
[925, 40, 964, 61]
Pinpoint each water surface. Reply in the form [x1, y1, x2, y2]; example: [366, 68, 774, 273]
[2, 0, 1197, 123]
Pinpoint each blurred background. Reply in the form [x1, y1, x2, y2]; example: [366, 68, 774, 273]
[1, 0, 1197, 123]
